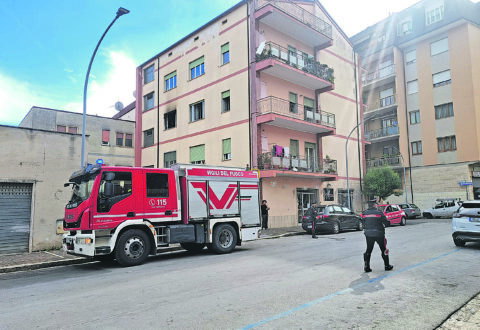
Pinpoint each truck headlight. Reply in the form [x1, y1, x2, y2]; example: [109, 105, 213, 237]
[76, 237, 93, 245]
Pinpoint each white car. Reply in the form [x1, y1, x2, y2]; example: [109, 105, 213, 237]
[423, 198, 461, 218]
[452, 200, 480, 247]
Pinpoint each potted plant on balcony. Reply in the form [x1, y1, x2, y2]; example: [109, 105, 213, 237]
[258, 152, 272, 170]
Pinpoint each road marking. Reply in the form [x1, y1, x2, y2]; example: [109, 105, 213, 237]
[241, 249, 461, 329]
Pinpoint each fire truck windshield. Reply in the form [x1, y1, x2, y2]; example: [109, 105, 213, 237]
[69, 178, 96, 205]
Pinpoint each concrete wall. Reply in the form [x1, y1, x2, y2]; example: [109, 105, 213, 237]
[0, 125, 83, 251]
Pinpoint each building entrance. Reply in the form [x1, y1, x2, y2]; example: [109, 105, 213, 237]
[297, 189, 318, 223]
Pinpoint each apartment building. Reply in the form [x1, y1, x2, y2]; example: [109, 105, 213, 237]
[135, 0, 365, 227]
[351, 0, 480, 209]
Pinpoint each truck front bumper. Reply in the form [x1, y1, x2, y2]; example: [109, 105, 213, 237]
[63, 233, 96, 257]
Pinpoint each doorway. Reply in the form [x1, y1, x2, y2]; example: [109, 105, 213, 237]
[297, 189, 318, 223]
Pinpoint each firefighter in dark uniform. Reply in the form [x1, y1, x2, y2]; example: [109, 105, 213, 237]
[306, 201, 318, 239]
[361, 199, 394, 272]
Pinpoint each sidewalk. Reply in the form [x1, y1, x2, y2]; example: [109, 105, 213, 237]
[0, 226, 478, 329]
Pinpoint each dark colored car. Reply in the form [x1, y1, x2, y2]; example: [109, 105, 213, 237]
[301, 204, 363, 234]
[398, 203, 421, 219]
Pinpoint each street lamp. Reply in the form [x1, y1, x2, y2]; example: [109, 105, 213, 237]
[80, 7, 130, 168]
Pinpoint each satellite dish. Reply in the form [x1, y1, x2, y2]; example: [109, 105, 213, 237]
[114, 101, 124, 111]
[256, 41, 265, 55]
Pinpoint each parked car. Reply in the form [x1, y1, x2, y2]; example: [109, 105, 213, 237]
[423, 198, 461, 218]
[376, 204, 407, 226]
[301, 204, 363, 235]
[452, 200, 480, 246]
[398, 203, 421, 219]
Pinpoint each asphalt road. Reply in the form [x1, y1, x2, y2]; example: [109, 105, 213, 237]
[1, 218, 479, 329]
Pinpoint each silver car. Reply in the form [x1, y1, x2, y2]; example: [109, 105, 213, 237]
[398, 203, 421, 219]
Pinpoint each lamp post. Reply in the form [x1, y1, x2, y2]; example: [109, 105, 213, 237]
[80, 7, 130, 168]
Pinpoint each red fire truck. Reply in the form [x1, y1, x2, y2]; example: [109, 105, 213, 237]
[62, 163, 261, 266]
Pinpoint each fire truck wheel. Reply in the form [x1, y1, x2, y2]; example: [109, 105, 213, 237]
[115, 229, 151, 266]
[209, 224, 237, 254]
[180, 243, 205, 253]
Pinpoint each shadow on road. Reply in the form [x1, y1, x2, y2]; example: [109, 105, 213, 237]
[349, 273, 385, 295]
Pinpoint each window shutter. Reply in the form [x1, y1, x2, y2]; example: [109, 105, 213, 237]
[406, 50, 416, 63]
[433, 70, 450, 84]
[116, 132, 124, 139]
[221, 43, 229, 53]
[222, 90, 230, 98]
[102, 130, 110, 142]
[190, 145, 205, 162]
[223, 139, 231, 154]
[290, 140, 299, 156]
[303, 97, 314, 108]
[164, 151, 176, 163]
[165, 71, 176, 81]
[289, 92, 297, 103]
[189, 56, 204, 69]
[430, 38, 448, 56]
[380, 88, 394, 98]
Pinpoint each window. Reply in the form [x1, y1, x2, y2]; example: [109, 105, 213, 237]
[97, 171, 133, 213]
[430, 38, 448, 56]
[425, 3, 444, 25]
[144, 92, 155, 111]
[407, 80, 418, 94]
[222, 138, 231, 161]
[57, 125, 77, 134]
[190, 56, 205, 79]
[57, 125, 66, 132]
[412, 141, 422, 155]
[144, 65, 155, 84]
[405, 50, 416, 65]
[435, 102, 454, 119]
[323, 188, 334, 201]
[116, 132, 124, 146]
[380, 88, 394, 107]
[397, 19, 412, 36]
[190, 100, 205, 122]
[102, 129, 110, 146]
[164, 151, 176, 168]
[221, 43, 230, 65]
[290, 139, 299, 158]
[190, 144, 205, 164]
[433, 70, 451, 87]
[125, 134, 133, 147]
[164, 110, 177, 130]
[68, 127, 78, 134]
[409, 110, 420, 124]
[146, 173, 169, 198]
[165, 71, 177, 91]
[143, 128, 154, 148]
[222, 90, 230, 112]
[304, 97, 314, 112]
[437, 136, 456, 152]
[289, 92, 298, 113]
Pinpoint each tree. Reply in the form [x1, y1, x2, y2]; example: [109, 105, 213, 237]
[363, 167, 402, 201]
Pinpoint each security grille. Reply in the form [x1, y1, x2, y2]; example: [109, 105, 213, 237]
[0, 183, 32, 254]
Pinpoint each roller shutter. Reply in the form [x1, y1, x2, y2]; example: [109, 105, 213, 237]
[0, 183, 32, 254]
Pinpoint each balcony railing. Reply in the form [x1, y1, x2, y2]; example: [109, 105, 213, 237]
[256, 41, 335, 83]
[257, 152, 337, 174]
[366, 155, 402, 169]
[362, 64, 395, 85]
[258, 96, 335, 128]
[365, 126, 399, 140]
[256, 0, 332, 39]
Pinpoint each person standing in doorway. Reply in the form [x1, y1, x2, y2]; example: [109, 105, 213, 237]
[361, 199, 394, 272]
[261, 200, 270, 230]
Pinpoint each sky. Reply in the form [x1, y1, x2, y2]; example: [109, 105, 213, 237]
[0, 0, 444, 126]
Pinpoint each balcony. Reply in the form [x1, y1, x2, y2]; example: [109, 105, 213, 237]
[256, 42, 334, 91]
[363, 95, 397, 119]
[257, 96, 335, 135]
[255, 0, 332, 49]
[365, 126, 399, 142]
[361, 64, 395, 90]
[366, 155, 403, 170]
[257, 152, 337, 179]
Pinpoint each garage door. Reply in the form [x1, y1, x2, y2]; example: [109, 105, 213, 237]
[0, 183, 32, 254]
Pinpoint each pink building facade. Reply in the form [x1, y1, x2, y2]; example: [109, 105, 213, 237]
[135, 0, 365, 227]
